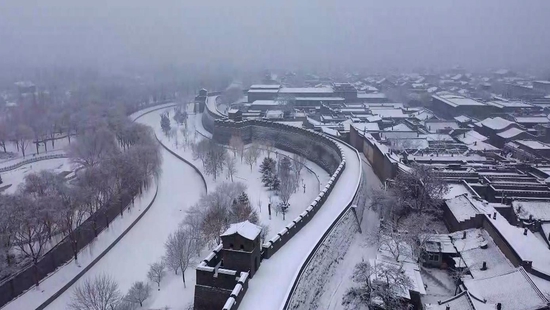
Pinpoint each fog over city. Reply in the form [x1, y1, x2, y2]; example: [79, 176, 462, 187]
[4, 2, 550, 310]
[1, 0, 549, 73]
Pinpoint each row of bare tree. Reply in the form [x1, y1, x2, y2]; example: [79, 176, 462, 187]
[0, 110, 161, 284]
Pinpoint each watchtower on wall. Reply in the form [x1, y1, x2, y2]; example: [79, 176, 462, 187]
[195, 88, 208, 113]
[193, 221, 261, 310]
[220, 221, 262, 278]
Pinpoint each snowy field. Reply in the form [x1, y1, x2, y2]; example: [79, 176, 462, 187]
[0, 157, 72, 194]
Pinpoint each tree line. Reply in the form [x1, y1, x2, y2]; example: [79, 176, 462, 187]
[0, 108, 161, 285]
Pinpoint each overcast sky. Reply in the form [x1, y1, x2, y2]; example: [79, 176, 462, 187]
[1, 0, 549, 73]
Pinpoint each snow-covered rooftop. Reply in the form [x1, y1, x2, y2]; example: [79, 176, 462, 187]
[454, 115, 472, 123]
[370, 108, 407, 119]
[464, 268, 548, 310]
[221, 221, 262, 240]
[352, 122, 380, 132]
[425, 290, 496, 310]
[433, 94, 486, 107]
[445, 195, 482, 222]
[456, 130, 489, 144]
[460, 230, 515, 279]
[513, 200, 550, 221]
[249, 84, 281, 89]
[478, 117, 516, 131]
[280, 87, 333, 94]
[357, 92, 387, 99]
[515, 140, 550, 150]
[496, 127, 526, 139]
[513, 116, 550, 124]
[486, 100, 533, 109]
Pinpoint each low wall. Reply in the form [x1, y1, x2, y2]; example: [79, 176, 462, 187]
[0, 154, 67, 173]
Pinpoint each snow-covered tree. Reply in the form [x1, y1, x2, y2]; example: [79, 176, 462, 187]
[67, 127, 118, 168]
[260, 157, 278, 189]
[147, 260, 166, 290]
[124, 281, 151, 307]
[230, 192, 259, 224]
[68, 274, 121, 310]
[173, 107, 188, 126]
[342, 260, 412, 310]
[160, 113, 171, 136]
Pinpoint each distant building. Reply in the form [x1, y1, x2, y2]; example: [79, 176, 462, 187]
[533, 81, 550, 94]
[432, 94, 491, 118]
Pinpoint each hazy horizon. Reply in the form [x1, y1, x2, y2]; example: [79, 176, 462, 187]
[1, 0, 550, 74]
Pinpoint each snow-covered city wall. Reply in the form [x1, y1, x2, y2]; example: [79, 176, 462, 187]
[283, 156, 368, 310]
[285, 209, 359, 310]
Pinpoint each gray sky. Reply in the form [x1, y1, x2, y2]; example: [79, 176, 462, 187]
[1, 0, 549, 73]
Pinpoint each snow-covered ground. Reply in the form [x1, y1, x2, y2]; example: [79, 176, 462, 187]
[239, 140, 362, 310]
[0, 157, 73, 194]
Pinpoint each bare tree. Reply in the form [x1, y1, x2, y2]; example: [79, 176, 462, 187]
[369, 165, 448, 261]
[261, 140, 275, 158]
[0, 120, 8, 152]
[14, 124, 33, 157]
[278, 157, 295, 206]
[13, 194, 48, 286]
[125, 281, 151, 307]
[68, 274, 121, 310]
[244, 148, 256, 171]
[147, 260, 166, 290]
[342, 260, 412, 310]
[292, 153, 306, 181]
[225, 155, 237, 181]
[0, 195, 18, 268]
[229, 135, 245, 161]
[67, 127, 118, 168]
[203, 140, 227, 180]
[164, 227, 197, 287]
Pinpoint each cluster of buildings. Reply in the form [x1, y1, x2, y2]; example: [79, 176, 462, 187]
[215, 69, 550, 308]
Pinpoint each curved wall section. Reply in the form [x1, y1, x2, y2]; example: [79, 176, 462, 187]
[214, 120, 341, 175]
